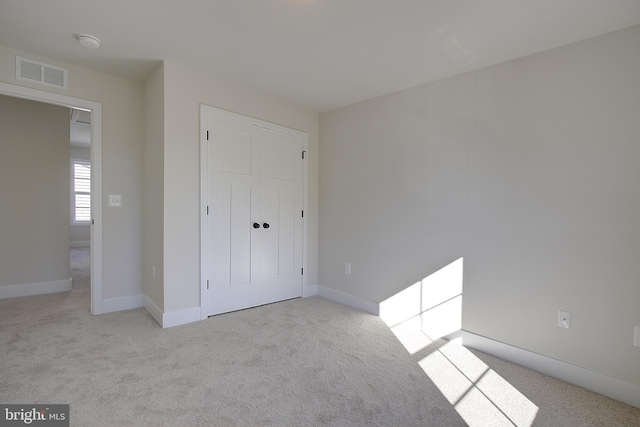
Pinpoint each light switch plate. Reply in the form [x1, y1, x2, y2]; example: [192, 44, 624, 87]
[634, 326, 640, 347]
[108, 194, 122, 207]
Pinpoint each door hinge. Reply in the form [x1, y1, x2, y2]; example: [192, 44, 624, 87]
[301, 210, 304, 218]
[206, 205, 209, 215]
[206, 280, 209, 289]
[301, 268, 304, 275]
[302, 150, 306, 160]
[206, 130, 209, 141]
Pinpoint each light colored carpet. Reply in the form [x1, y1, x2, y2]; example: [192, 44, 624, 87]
[1, 290, 639, 427]
[70, 247, 90, 289]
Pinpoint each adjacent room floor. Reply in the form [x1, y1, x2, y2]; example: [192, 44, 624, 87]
[70, 247, 90, 289]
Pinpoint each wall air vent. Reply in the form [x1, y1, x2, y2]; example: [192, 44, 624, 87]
[16, 56, 68, 89]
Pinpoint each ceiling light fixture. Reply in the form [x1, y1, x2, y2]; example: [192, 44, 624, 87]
[78, 34, 100, 49]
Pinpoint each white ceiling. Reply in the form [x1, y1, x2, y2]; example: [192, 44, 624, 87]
[1, 0, 640, 112]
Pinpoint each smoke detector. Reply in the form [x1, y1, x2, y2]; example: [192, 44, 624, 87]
[78, 34, 100, 49]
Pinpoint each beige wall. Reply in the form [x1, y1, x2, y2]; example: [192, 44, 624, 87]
[319, 25, 640, 386]
[162, 60, 319, 313]
[0, 95, 70, 287]
[0, 45, 145, 301]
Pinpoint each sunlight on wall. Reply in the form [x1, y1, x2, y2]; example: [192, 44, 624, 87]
[379, 257, 463, 354]
[378, 257, 538, 426]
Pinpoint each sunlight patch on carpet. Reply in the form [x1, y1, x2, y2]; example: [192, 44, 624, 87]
[420, 340, 538, 427]
[379, 257, 539, 426]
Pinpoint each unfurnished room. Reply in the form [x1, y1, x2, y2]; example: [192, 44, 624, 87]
[1, 1, 639, 426]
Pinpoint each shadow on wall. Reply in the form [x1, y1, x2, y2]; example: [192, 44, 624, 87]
[379, 258, 539, 427]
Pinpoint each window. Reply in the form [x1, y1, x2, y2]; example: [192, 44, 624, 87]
[71, 159, 91, 224]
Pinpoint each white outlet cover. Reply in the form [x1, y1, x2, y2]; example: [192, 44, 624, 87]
[558, 310, 571, 328]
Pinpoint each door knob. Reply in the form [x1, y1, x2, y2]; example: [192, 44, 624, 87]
[263, 223, 270, 229]
[253, 222, 260, 229]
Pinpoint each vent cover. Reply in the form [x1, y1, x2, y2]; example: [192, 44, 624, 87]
[16, 56, 68, 89]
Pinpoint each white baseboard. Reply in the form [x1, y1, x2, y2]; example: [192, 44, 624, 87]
[101, 294, 144, 314]
[0, 279, 72, 299]
[144, 296, 164, 326]
[143, 296, 201, 329]
[70, 241, 90, 248]
[163, 306, 202, 328]
[303, 284, 318, 297]
[317, 285, 379, 315]
[447, 330, 640, 409]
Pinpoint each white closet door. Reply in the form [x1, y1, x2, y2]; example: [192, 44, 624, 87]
[259, 127, 304, 305]
[206, 114, 303, 316]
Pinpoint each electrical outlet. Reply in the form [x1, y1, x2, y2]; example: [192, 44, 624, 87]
[558, 311, 571, 329]
[345, 263, 351, 275]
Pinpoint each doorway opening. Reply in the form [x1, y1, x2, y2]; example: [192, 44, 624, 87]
[0, 82, 103, 314]
[70, 109, 92, 290]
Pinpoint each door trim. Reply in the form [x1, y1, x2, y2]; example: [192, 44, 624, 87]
[200, 104, 308, 319]
[0, 82, 103, 314]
